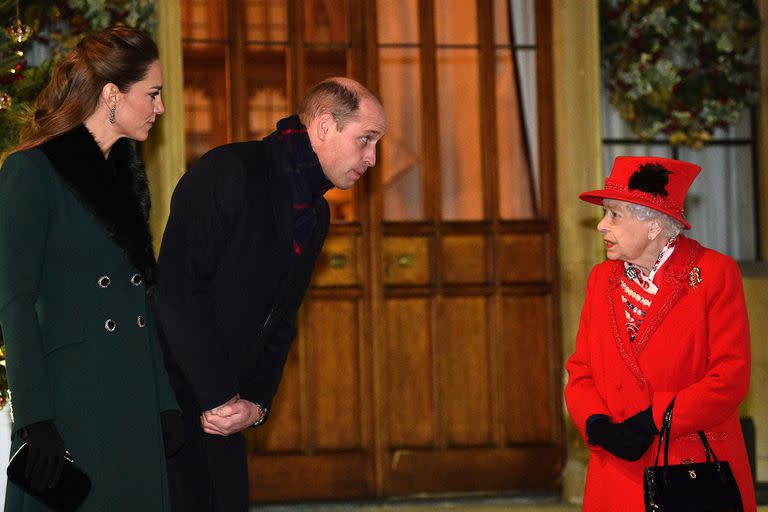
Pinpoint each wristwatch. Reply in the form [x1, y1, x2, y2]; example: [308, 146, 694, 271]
[252, 403, 268, 427]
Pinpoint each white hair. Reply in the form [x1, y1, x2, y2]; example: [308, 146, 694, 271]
[604, 199, 684, 238]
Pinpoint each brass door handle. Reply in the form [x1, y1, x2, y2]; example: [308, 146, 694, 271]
[395, 253, 415, 268]
[328, 254, 348, 269]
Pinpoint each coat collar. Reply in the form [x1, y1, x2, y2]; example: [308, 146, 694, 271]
[606, 235, 702, 382]
[40, 125, 156, 288]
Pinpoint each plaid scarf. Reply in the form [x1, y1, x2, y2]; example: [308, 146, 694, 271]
[264, 115, 333, 255]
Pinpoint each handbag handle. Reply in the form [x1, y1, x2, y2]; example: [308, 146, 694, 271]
[653, 397, 720, 468]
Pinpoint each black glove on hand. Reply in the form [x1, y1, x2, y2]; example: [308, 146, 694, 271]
[22, 420, 67, 491]
[586, 409, 656, 462]
[621, 406, 658, 436]
[160, 410, 185, 457]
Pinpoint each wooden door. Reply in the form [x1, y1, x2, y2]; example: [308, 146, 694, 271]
[180, 0, 562, 502]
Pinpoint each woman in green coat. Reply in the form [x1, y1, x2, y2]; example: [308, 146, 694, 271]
[0, 27, 182, 511]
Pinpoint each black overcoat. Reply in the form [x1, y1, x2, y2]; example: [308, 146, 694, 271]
[155, 136, 330, 511]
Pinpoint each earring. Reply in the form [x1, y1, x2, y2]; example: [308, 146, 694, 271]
[108, 104, 116, 124]
[648, 233, 653, 240]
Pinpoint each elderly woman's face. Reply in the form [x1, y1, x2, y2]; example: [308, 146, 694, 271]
[597, 199, 659, 266]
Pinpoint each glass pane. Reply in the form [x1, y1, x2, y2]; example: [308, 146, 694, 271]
[496, 50, 534, 219]
[435, 0, 477, 45]
[183, 86, 214, 165]
[181, 0, 226, 41]
[438, 49, 483, 220]
[324, 188, 356, 222]
[680, 146, 756, 260]
[245, 0, 288, 42]
[183, 44, 229, 166]
[245, 48, 288, 140]
[380, 48, 424, 221]
[510, 0, 536, 46]
[494, 0, 510, 46]
[304, 49, 348, 92]
[305, 0, 348, 44]
[377, 0, 419, 45]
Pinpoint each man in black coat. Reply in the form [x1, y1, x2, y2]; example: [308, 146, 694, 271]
[154, 77, 386, 511]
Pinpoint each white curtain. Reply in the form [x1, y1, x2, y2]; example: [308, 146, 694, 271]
[510, 0, 539, 204]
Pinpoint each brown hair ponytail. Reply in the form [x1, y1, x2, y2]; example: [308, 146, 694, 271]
[8, 26, 158, 156]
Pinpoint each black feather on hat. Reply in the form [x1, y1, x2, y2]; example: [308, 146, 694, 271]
[628, 163, 671, 198]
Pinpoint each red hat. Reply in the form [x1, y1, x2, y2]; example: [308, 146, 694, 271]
[579, 156, 701, 230]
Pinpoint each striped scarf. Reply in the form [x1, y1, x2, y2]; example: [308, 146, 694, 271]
[267, 115, 333, 255]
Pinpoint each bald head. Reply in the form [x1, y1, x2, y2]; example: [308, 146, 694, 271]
[299, 77, 383, 131]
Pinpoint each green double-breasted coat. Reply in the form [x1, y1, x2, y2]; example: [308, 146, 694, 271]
[0, 126, 178, 511]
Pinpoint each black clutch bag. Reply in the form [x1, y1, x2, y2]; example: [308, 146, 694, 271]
[6, 442, 91, 512]
[643, 399, 743, 512]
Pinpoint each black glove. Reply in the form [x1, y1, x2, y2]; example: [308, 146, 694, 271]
[160, 410, 185, 457]
[21, 420, 67, 490]
[621, 406, 658, 436]
[586, 408, 656, 461]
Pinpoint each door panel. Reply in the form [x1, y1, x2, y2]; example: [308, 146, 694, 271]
[382, 237, 430, 285]
[248, 453, 370, 501]
[498, 233, 549, 282]
[501, 295, 557, 442]
[248, 346, 302, 451]
[385, 298, 434, 446]
[248, 291, 371, 500]
[308, 299, 363, 450]
[440, 297, 492, 445]
[312, 235, 359, 286]
[441, 235, 488, 283]
[385, 446, 561, 495]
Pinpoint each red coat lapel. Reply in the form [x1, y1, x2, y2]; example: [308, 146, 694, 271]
[633, 236, 702, 357]
[605, 236, 703, 383]
[606, 262, 647, 383]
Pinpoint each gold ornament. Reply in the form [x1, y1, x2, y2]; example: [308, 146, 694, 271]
[6, 20, 32, 44]
[0, 92, 12, 111]
[689, 266, 702, 289]
[6, 1, 32, 44]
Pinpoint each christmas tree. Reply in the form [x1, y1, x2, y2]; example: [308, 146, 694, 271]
[0, 0, 156, 156]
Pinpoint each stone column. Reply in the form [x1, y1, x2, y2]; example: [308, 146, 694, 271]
[143, 0, 186, 254]
[551, 0, 603, 504]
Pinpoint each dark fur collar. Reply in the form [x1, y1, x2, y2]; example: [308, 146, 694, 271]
[40, 124, 156, 288]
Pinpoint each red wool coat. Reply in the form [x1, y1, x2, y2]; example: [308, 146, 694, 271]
[565, 236, 755, 511]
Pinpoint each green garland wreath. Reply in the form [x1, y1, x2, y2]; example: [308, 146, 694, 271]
[600, 0, 761, 148]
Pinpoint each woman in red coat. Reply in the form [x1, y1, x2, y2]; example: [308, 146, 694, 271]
[565, 156, 755, 511]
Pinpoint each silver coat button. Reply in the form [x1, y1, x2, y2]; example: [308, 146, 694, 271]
[98, 276, 111, 288]
[137, 315, 146, 328]
[105, 319, 116, 332]
[130, 273, 143, 286]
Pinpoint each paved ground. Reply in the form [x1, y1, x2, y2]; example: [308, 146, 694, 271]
[254, 494, 572, 511]
[253, 493, 768, 511]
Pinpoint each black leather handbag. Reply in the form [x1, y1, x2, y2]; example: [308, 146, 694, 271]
[643, 399, 743, 512]
[7, 442, 91, 511]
